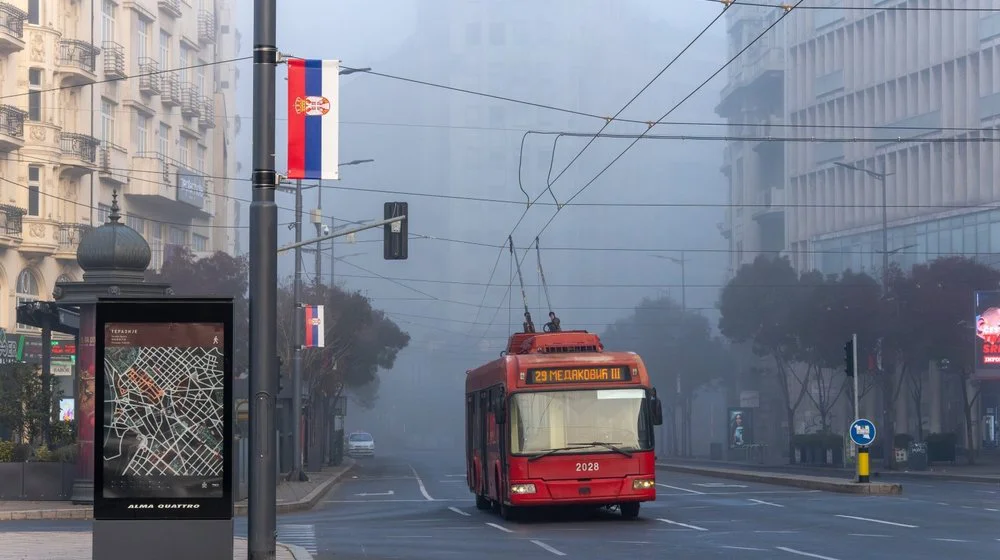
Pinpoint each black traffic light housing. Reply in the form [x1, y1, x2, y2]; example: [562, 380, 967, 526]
[383, 201, 408, 260]
[276, 355, 285, 393]
[844, 339, 855, 377]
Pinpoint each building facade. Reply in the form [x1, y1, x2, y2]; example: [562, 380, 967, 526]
[716, 4, 786, 281]
[0, 0, 241, 336]
[717, 0, 1000, 453]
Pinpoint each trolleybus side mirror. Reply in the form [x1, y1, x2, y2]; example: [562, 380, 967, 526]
[651, 396, 664, 426]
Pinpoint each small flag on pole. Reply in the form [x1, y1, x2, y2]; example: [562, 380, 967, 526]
[287, 58, 340, 180]
[303, 305, 325, 348]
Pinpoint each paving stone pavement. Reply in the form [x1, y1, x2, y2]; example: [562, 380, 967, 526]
[0, 533, 303, 560]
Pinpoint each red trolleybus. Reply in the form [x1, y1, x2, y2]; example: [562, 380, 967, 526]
[465, 329, 664, 520]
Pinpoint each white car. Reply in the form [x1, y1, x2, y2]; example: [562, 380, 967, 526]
[346, 431, 375, 457]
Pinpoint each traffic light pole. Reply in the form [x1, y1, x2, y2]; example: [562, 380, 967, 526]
[851, 332, 859, 422]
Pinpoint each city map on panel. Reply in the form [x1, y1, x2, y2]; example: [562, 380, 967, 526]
[102, 323, 225, 499]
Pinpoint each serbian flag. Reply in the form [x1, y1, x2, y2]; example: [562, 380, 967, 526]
[303, 304, 325, 348]
[287, 59, 340, 180]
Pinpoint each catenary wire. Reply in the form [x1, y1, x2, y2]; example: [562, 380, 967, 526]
[703, 0, 1000, 11]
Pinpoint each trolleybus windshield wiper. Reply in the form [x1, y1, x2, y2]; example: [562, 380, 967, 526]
[568, 441, 633, 458]
[527, 445, 594, 461]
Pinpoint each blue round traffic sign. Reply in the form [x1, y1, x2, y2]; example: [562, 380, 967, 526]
[849, 418, 877, 446]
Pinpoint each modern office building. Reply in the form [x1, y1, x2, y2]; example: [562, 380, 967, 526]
[0, 0, 241, 338]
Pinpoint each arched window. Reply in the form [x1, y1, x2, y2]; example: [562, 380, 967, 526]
[15, 269, 39, 331]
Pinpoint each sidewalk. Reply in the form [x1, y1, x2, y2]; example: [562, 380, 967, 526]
[0, 458, 355, 521]
[0, 533, 309, 560]
[657, 455, 999, 484]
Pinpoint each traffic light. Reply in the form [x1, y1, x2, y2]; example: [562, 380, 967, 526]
[383, 201, 408, 260]
[844, 339, 855, 377]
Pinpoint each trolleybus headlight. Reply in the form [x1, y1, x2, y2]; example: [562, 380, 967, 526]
[632, 479, 655, 490]
[510, 483, 536, 494]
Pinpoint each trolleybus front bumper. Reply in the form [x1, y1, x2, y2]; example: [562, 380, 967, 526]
[506, 475, 655, 506]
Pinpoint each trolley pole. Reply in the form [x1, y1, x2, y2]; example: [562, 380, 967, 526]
[249, 0, 279, 556]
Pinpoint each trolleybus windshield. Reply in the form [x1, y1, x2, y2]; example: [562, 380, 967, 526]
[509, 388, 652, 455]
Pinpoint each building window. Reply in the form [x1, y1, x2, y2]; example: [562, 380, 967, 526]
[168, 226, 186, 245]
[192, 233, 208, 252]
[159, 31, 170, 70]
[196, 145, 206, 172]
[100, 98, 115, 144]
[101, 0, 115, 43]
[136, 19, 149, 61]
[27, 0, 39, 25]
[98, 203, 111, 224]
[465, 22, 480, 46]
[489, 22, 505, 46]
[27, 165, 40, 216]
[196, 63, 205, 95]
[126, 215, 146, 235]
[158, 123, 169, 158]
[27, 68, 41, 121]
[15, 269, 39, 331]
[178, 135, 189, 166]
[179, 45, 191, 81]
[135, 113, 149, 153]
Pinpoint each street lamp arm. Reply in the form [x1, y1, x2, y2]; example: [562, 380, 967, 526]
[278, 215, 405, 253]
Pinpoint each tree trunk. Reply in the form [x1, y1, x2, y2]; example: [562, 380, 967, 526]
[959, 376, 980, 466]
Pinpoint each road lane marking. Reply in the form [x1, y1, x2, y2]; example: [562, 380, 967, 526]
[932, 538, 971, 542]
[721, 546, 767, 551]
[409, 464, 435, 501]
[835, 514, 918, 528]
[656, 483, 705, 495]
[985, 508, 999, 512]
[446, 474, 466, 477]
[324, 499, 462, 503]
[657, 490, 820, 496]
[354, 490, 394, 497]
[485, 522, 513, 533]
[530, 540, 567, 556]
[776, 546, 840, 560]
[448, 506, 471, 517]
[693, 482, 748, 488]
[612, 541, 654, 544]
[656, 517, 708, 531]
[937, 502, 950, 506]
[755, 530, 797, 534]
[748, 498, 783, 507]
[849, 534, 890, 538]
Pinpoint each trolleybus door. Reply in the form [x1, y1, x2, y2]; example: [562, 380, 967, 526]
[479, 390, 489, 497]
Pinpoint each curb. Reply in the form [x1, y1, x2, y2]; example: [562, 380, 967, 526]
[279, 543, 313, 560]
[234, 458, 355, 517]
[657, 462, 903, 496]
[0, 459, 355, 522]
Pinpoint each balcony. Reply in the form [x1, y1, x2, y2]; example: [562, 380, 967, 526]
[198, 10, 216, 45]
[752, 187, 785, 222]
[0, 104, 26, 152]
[0, 2, 27, 54]
[102, 40, 126, 80]
[98, 141, 128, 185]
[126, 153, 210, 219]
[138, 57, 161, 95]
[0, 203, 24, 248]
[58, 132, 99, 177]
[55, 223, 93, 260]
[56, 39, 99, 86]
[198, 95, 215, 129]
[180, 83, 201, 118]
[158, 0, 182, 18]
[18, 218, 59, 257]
[161, 73, 182, 107]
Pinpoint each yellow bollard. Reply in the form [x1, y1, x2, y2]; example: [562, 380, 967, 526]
[857, 445, 870, 483]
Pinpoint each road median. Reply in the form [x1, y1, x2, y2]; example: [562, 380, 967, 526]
[657, 462, 903, 495]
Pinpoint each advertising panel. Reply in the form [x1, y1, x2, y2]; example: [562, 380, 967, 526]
[727, 407, 753, 449]
[94, 298, 233, 521]
[974, 291, 1000, 380]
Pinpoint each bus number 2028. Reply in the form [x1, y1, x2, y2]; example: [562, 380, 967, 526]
[575, 462, 599, 472]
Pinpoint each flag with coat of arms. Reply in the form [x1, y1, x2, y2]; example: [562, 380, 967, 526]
[287, 58, 340, 180]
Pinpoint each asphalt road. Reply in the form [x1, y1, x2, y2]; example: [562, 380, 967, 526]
[2, 449, 998, 559]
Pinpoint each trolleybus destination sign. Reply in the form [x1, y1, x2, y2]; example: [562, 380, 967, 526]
[525, 365, 632, 385]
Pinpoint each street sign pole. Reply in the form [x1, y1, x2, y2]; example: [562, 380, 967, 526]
[850, 418, 876, 484]
[852, 332, 859, 422]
